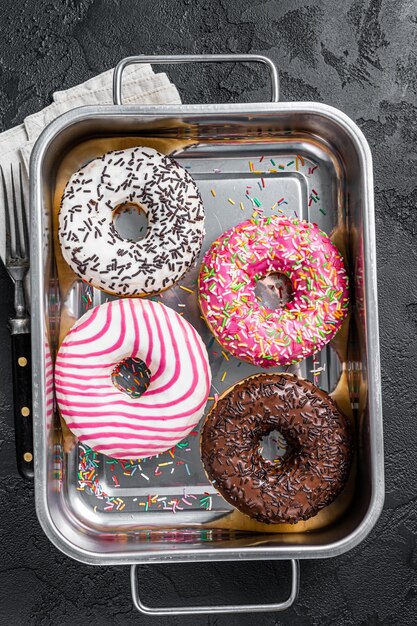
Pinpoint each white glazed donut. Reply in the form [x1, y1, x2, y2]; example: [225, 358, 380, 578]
[54, 299, 212, 459]
[58, 147, 205, 296]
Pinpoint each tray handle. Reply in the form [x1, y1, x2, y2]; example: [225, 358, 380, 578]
[130, 560, 299, 616]
[113, 54, 280, 105]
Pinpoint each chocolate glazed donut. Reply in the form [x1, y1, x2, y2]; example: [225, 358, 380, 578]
[201, 373, 352, 524]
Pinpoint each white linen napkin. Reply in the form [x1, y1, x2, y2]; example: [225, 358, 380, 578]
[0, 64, 181, 263]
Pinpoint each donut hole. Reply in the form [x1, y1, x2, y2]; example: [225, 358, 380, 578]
[113, 203, 148, 242]
[254, 272, 293, 310]
[258, 429, 290, 464]
[111, 356, 151, 399]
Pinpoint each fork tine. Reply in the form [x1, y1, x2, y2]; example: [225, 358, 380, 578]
[1, 166, 12, 261]
[19, 164, 29, 258]
[10, 165, 22, 259]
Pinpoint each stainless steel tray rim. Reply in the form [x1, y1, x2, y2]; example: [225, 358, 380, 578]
[30, 100, 376, 169]
[34, 491, 384, 566]
[30, 98, 384, 566]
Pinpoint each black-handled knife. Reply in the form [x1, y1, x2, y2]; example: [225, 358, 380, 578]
[2, 164, 34, 480]
[9, 318, 34, 479]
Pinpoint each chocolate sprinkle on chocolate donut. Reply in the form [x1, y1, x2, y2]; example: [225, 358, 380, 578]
[201, 373, 352, 524]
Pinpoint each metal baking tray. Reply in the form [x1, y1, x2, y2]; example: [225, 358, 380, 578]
[30, 55, 384, 615]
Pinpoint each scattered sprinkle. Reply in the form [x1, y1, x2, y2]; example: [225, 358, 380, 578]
[179, 285, 194, 294]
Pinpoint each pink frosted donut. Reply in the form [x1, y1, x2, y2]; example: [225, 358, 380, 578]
[199, 216, 349, 367]
[55, 299, 211, 459]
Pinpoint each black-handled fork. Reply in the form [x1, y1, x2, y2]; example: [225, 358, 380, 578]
[1, 164, 33, 479]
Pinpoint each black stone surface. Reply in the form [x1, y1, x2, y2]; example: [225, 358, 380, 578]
[0, 0, 416, 624]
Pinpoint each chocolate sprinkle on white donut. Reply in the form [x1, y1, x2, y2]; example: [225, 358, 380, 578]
[58, 147, 205, 296]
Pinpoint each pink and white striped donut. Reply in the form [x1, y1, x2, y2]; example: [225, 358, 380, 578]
[54, 299, 211, 459]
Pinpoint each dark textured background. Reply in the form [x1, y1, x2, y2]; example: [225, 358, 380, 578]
[0, 0, 416, 624]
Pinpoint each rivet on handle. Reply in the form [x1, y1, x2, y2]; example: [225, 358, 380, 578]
[21, 407, 30, 416]
[23, 452, 33, 463]
[18, 357, 28, 367]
